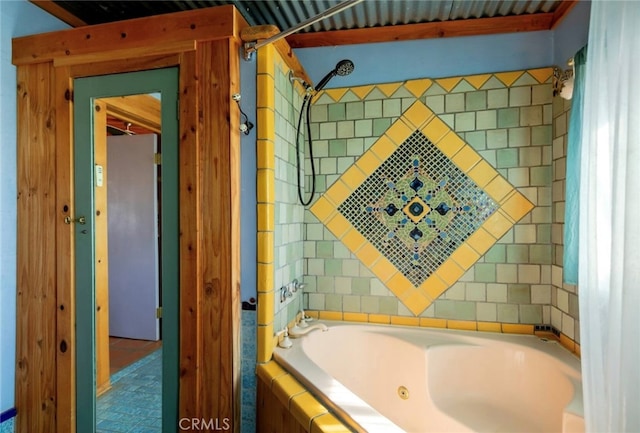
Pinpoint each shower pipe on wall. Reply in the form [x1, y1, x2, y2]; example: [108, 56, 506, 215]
[294, 60, 355, 206]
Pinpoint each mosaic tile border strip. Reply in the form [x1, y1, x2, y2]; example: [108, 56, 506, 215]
[311, 100, 534, 316]
[313, 68, 554, 104]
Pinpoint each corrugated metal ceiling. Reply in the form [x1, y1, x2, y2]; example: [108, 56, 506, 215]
[51, 0, 566, 32]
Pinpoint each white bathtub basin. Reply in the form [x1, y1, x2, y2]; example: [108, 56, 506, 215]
[274, 321, 583, 433]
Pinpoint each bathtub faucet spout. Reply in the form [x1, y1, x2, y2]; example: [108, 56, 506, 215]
[288, 322, 328, 338]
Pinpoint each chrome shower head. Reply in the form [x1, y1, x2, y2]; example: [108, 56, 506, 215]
[335, 59, 354, 76]
[314, 59, 355, 91]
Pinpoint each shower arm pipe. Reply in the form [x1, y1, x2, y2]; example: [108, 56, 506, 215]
[243, 0, 365, 61]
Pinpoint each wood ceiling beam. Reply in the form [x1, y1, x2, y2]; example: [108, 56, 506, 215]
[13, 5, 246, 65]
[550, 1, 579, 29]
[29, 0, 87, 28]
[286, 13, 555, 48]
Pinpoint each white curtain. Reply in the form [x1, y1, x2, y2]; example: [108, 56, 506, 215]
[578, 2, 640, 432]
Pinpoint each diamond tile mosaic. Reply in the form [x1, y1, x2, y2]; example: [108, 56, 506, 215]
[339, 130, 498, 287]
[311, 100, 534, 315]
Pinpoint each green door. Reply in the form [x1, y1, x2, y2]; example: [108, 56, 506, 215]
[73, 68, 179, 433]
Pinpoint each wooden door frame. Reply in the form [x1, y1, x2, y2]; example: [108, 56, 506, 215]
[12, 6, 246, 432]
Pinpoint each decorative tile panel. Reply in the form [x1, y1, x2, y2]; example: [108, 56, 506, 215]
[311, 100, 534, 315]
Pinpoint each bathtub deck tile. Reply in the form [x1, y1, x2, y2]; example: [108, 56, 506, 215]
[342, 312, 368, 322]
[310, 413, 350, 433]
[558, 332, 576, 352]
[305, 311, 320, 320]
[273, 374, 306, 408]
[448, 320, 478, 331]
[256, 362, 287, 385]
[390, 316, 420, 327]
[290, 392, 329, 432]
[419, 317, 447, 329]
[368, 313, 391, 324]
[319, 311, 343, 321]
[502, 323, 534, 334]
[477, 322, 502, 333]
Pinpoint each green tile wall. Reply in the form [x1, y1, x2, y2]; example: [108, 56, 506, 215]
[551, 95, 580, 343]
[272, 65, 305, 332]
[303, 73, 555, 325]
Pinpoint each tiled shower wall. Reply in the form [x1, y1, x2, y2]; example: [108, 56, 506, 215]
[272, 58, 305, 333]
[551, 95, 580, 343]
[256, 44, 306, 363]
[303, 71, 555, 325]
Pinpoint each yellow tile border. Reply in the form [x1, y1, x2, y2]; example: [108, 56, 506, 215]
[349, 84, 375, 100]
[256, 107, 275, 141]
[309, 68, 552, 105]
[257, 291, 274, 324]
[256, 73, 275, 109]
[501, 323, 534, 334]
[257, 323, 274, 363]
[255, 231, 272, 258]
[377, 82, 403, 97]
[311, 413, 351, 433]
[404, 78, 433, 98]
[477, 322, 502, 333]
[302, 311, 553, 336]
[436, 76, 463, 92]
[256, 44, 275, 78]
[419, 317, 447, 328]
[342, 312, 368, 322]
[464, 74, 493, 89]
[256, 361, 288, 385]
[256, 168, 275, 203]
[340, 164, 367, 190]
[290, 392, 329, 431]
[318, 311, 343, 321]
[257, 139, 275, 170]
[390, 316, 420, 327]
[401, 289, 431, 316]
[309, 196, 336, 224]
[448, 320, 478, 331]
[324, 87, 350, 102]
[273, 374, 307, 409]
[495, 70, 525, 87]
[257, 263, 274, 293]
[368, 314, 391, 324]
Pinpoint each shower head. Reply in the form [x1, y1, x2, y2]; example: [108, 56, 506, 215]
[314, 59, 355, 92]
[335, 59, 354, 76]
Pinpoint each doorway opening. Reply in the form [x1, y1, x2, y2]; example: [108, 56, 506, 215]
[93, 94, 164, 432]
[73, 68, 179, 433]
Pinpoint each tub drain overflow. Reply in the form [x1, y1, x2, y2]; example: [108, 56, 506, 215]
[398, 386, 409, 400]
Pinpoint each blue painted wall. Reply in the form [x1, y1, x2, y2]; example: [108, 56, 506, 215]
[552, 0, 591, 67]
[295, 30, 554, 89]
[0, 0, 69, 416]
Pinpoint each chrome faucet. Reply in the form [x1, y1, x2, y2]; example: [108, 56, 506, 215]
[288, 322, 328, 338]
[291, 278, 306, 293]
